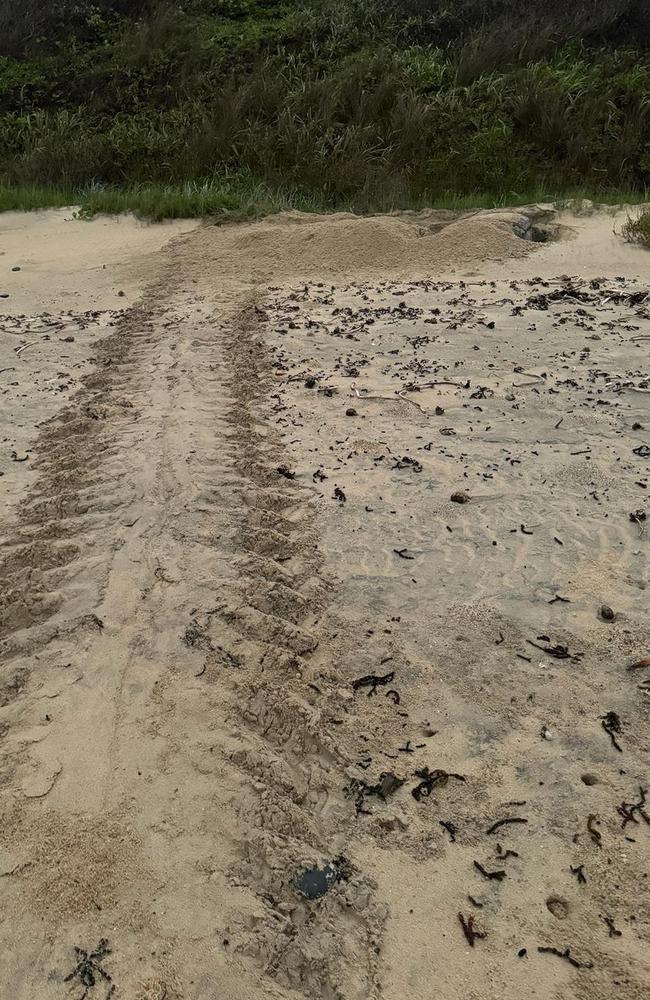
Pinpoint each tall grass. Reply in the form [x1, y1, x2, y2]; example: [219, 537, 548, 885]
[2, 50, 649, 197]
[0, 0, 649, 215]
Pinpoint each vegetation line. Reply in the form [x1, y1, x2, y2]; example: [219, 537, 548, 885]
[0, 181, 648, 223]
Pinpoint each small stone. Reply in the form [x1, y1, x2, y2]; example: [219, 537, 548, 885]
[450, 491, 470, 504]
[541, 725, 552, 740]
[11, 266, 20, 272]
[600, 604, 615, 621]
[346, 407, 358, 416]
[294, 863, 338, 900]
[435, 405, 445, 415]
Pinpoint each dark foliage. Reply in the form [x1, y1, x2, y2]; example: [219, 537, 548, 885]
[0, 0, 648, 200]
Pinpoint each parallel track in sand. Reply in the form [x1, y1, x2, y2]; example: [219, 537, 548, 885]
[0, 207, 649, 1000]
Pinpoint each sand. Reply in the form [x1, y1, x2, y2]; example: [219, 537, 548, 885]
[0, 205, 649, 1000]
[0, 210, 197, 538]
[192, 208, 533, 283]
[0, 208, 196, 313]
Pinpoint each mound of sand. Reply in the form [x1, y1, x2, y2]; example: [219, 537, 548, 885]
[181, 209, 533, 283]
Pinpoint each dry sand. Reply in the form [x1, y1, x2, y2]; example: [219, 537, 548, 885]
[0, 204, 649, 1000]
[0, 208, 197, 313]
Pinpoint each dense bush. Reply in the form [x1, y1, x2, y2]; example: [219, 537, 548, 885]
[0, 0, 648, 204]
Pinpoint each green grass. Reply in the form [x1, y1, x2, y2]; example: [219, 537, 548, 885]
[78, 181, 249, 222]
[0, 184, 73, 211]
[621, 208, 650, 247]
[0, 180, 647, 223]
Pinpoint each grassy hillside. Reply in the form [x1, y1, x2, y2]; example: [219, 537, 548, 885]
[0, 0, 649, 215]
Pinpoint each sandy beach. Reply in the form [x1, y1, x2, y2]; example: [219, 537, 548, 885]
[0, 204, 648, 1000]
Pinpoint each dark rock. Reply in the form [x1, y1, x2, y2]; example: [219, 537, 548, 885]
[294, 863, 338, 900]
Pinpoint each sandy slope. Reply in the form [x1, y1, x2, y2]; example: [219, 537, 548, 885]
[0, 206, 649, 1000]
